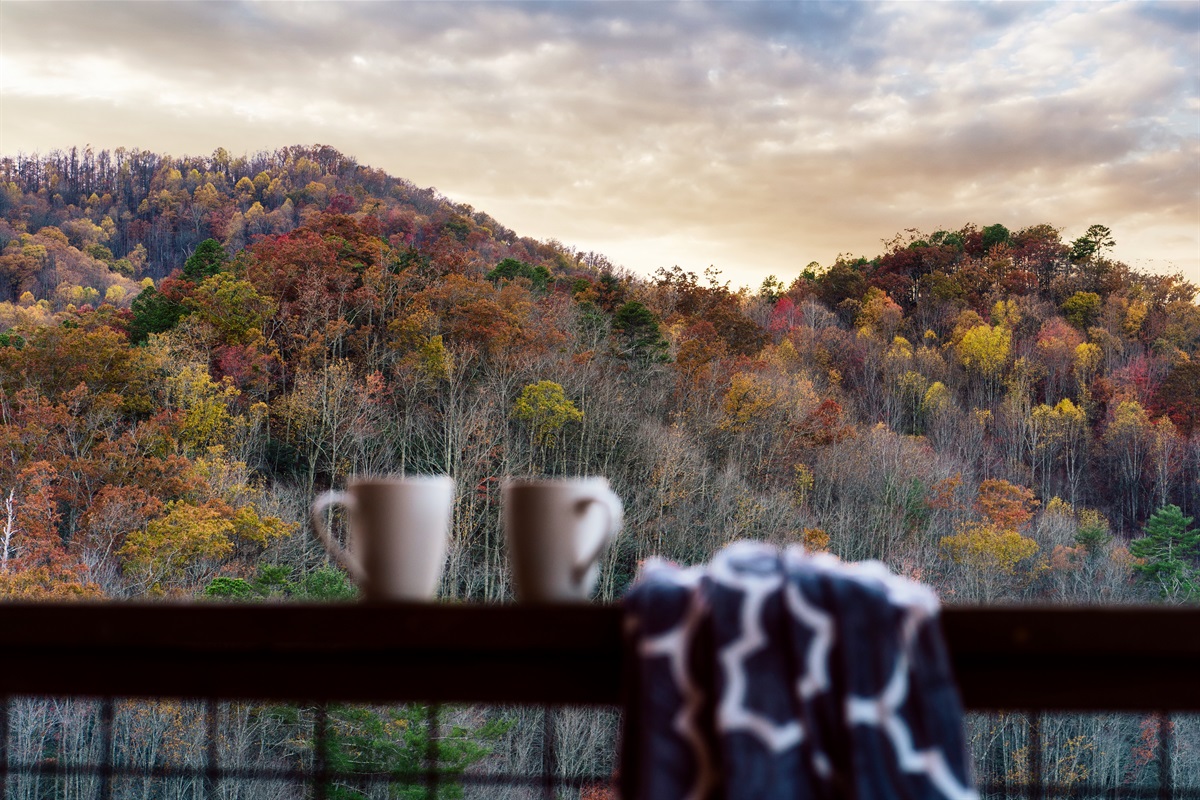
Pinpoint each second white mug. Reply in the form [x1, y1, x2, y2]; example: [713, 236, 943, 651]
[503, 477, 623, 603]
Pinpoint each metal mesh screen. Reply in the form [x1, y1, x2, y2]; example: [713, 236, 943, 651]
[969, 711, 1200, 800]
[0, 697, 618, 800]
[3, 698, 1198, 799]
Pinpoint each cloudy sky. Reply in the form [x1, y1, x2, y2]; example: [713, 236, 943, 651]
[2, 1, 1197, 288]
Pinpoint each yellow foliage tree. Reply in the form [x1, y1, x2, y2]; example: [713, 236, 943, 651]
[991, 298, 1021, 329]
[922, 381, 952, 416]
[416, 335, 452, 382]
[234, 176, 256, 203]
[0, 566, 101, 600]
[941, 478, 1043, 601]
[720, 372, 780, 432]
[119, 500, 292, 595]
[512, 380, 584, 447]
[120, 501, 236, 593]
[1073, 341, 1102, 386]
[1051, 398, 1088, 504]
[793, 463, 815, 506]
[1124, 299, 1148, 337]
[165, 366, 240, 454]
[1105, 400, 1154, 523]
[230, 504, 295, 546]
[856, 288, 903, 339]
[958, 323, 1012, 381]
[940, 521, 1042, 601]
[942, 522, 1039, 573]
[193, 182, 221, 211]
[186, 272, 277, 346]
[800, 527, 830, 552]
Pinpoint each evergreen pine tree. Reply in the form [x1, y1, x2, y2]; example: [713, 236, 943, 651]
[128, 284, 186, 343]
[182, 238, 228, 282]
[1129, 505, 1200, 600]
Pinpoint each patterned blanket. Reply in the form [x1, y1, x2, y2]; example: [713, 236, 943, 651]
[620, 541, 978, 800]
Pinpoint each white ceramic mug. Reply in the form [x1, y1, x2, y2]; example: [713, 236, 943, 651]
[310, 476, 455, 601]
[503, 477, 623, 603]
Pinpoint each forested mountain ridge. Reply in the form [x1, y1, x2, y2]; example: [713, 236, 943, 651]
[0, 144, 1197, 606]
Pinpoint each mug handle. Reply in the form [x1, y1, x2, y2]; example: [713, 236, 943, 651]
[310, 490, 366, 583]
[571, 489, 623, 585]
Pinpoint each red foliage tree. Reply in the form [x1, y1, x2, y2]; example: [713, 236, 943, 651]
[1150, 361, 1200, 437]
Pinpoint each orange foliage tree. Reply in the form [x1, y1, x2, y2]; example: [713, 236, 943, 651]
[941, 479, 1042, 602]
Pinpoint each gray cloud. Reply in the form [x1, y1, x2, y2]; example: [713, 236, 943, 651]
[1, 0, 1195, 285]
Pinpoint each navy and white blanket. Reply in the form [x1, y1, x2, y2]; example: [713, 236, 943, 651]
[620, 542, 978, 800]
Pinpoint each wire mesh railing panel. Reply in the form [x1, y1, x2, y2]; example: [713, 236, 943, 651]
[459, 706, 619, 800]
[969, 711, 1200, 799]
[1172, 715, 1200, 795]
[214, 702, 314, 787]
[5, 698, 1200, 799]
[111, 699, 209, 772]
[2, 697, 213, 800]
[0, 697, 621, 800]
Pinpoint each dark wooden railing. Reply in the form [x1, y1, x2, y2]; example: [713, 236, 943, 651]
[1, 602, 1198, 710]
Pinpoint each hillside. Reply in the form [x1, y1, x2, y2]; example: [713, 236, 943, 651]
[0, 144, 1196, 606]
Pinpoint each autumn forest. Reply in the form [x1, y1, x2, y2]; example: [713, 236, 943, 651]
[0, 143, 1196, 604]
[0, 144, 1198, 795]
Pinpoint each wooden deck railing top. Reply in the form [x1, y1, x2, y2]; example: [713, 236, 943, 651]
[1, 602, 1198, 711]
